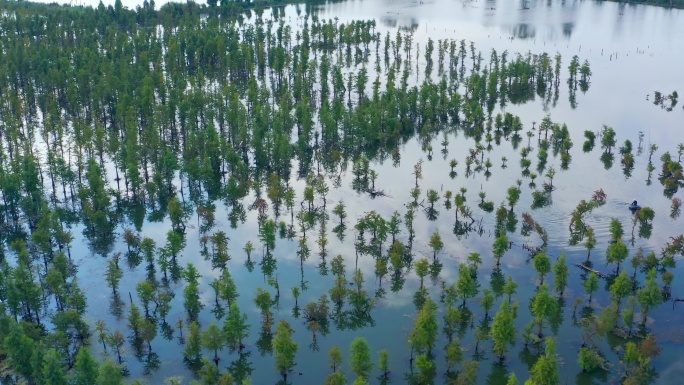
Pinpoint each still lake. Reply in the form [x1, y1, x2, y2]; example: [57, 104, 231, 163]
[63, 0, 684, 384]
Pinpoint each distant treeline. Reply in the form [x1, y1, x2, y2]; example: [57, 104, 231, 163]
[604, 0, 684, 9]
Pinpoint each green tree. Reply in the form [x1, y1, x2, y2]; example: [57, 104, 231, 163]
[455, 263, 479, 306]
[140, 319, 157, 353]
[350, 337, 373, 379]
[525, 337, 559, 385]
[378, 349, 389, 378]
[445, 338, 463, 372]
[506, 186, 521, 212]
[578, 347, 605, 372]
[492, 234, 509, 267]
[329, 345, 343, 372]
[409, 298, 439, 355]
[584, 272, 599, 303]
[638, 268, 663, 323]
[184, 321, 203, 364]
[606, 240, 629, 272]
[428, 231, 444, 261]
[224, 304, 249, 352]
[610, 270, 632, 310]
[127, 303, 143, 339]
[508, 373, 518, 385]
[584, 227, 596, 259]
[531, 284, 558, 337]
[273, 320, 298, 380]
[325, 372, 347, 385]
[105, 258, 123, 295]
[73, 348, 99, 385]
[415, 354, 436, 384]
[202, 322, 225, 364]
[42, 348, 68, 385]
[415, 258, 429, 288]
[97, 360, 124, 385]
[533, 252, 551, 285]
[491, 299, 517, 363]
[553, 254, 568, 296]
[136, 280, 155, 317]
[504, 277, 518, 302]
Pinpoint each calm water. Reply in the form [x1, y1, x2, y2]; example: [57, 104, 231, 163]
[61, 0, 684, 384]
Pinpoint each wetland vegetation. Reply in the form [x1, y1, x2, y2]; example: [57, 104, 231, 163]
[0, 0, 683, 384]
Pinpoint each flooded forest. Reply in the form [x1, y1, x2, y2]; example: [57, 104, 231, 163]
[0, 0, 683, 384]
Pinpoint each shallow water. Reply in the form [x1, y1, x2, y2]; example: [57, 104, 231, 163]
[47, 0, 684, 384]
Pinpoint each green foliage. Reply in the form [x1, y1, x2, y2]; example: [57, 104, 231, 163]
[526, 337, 559, 385]
[533, 252, 551, 285]
[553, 254, 568, 296]
[455, 263, 479, 306]
[73, 348, 99, 385]
[329, 345, 343, 372]
[578, 347, 605, 372]
[350, 337, 373, 379]
[273, 320, 298, 378]
[584, 272, 600, 302]
[638, 268, 663, 322]
[184, 321, 203, 364]
[491, 299, 517, 361]
[224, 304, 249, 351]
[201, 322, 225, 360]
[409, 298, 439, 354]
[97, 360, 124, 385]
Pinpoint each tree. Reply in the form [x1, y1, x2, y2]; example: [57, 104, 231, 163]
[610, 270, 632, 310]
[333, 201, 347, 226]
[199, 358, 220, 385]
[415, 258, 429, 288]
[260, 219, 277, 255]
[428, 231, 443, 261]
[350, 337, 373, 379]
[601, 125, 616, 154]
[224, 304, 249, 352]
[507, 373, 518, 385]
[42, 348, 69, 385]
[506, 186, 520, 212]
[97, 360, 124, 385]
[409, 298, 439, 355]
[105, 258, 123, 295]
[638, 268, 663, 323]
[492, 234, 508, 266]
[584, 272, 599, 303]
[525, 337, 559, 385]
[504, 277, 518, 302]
[491, 299, 517, 363]
[606, 240, 629, 272]
[136, 280, 155, 316]
[325, 372, 347, 385]
[378, 349, 389, 378]
[140, 319, 157, 353]
[531, 284, 558, 337]
[533, 252, 551, 285]
[584, 227, 596, 259]
[578, 347, 605, 372]
[107, 330, 125, 364]
[202, 322, 225, 364]
[73, 348, 99, 385]
[329, 345, 343, 372]
[553, 254, 568, 297]
[445, 338, 463, 372]
[184, 321, 202, 364]
[127, 303, 143, 339]
[273, 320, 298, 380]
[455, 263, 479, 306]
[415, 354, 436, 384]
